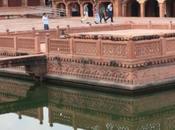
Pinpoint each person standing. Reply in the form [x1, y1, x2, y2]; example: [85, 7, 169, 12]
[105, 3, 113, 23]
[42, 13, 49, 30]
[81, 4, 89, 23]
[99, 4, 106, 23]
[94, 4, 100, 24]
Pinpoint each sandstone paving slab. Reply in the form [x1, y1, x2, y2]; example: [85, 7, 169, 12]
[0, 17, 174, 32]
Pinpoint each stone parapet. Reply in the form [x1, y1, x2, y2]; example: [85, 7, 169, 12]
[0, 23, 175, 90]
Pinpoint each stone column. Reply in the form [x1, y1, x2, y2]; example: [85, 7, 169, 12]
[40, 0, 45, 6]
[122, 2, 127, 16]
[159, 2, 164, 17]
[3, 0, 8, 7]
[158, 0, 166, 17]
[111, 0, 117, 17]
[65, 4, 69, 17]
[52, 3, 57, 17]
[137, 0, 145, 17]
[22, 0, 27, 7]
[80, 3, 84, 17]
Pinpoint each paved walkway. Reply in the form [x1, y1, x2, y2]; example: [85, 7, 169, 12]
[77, 29, 175, 37]
[0, 17, 175, 32]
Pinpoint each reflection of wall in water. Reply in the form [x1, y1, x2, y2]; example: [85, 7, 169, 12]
[0, 78, 32, 103]
[0, 77, 45, 125]
[47, 87, 175, 130]
[17, 107, 43, 124]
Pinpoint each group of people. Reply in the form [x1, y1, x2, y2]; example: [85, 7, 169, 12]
[81, 2, 113, 24]
[42, 2, 113, 31]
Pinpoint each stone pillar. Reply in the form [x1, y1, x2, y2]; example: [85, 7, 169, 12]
[40, 0, 45, 6]
[158, 0, 166, 17]
[3, 0, 8, 7]
[52, 4, 57, 17]
[45, 33, 50, 54]
[140, 2, 145, 17]
[65, 4, 69, 17]
[80, 3, 84, 17]
[164, 2, 167, 16]
[122, 2, 127, 16]
[112, 0, 117, 17]
[22, 0, 27, 7]
[35, 33, 40, 53]
[137, 0, 145, 17]
[159, 2, 165, 17]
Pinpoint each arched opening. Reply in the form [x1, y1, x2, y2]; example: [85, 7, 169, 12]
[45, 0, 52, 7]
[27, 0, 40, 6]
[127, 0, 140, 16]
[145, 0, 159, 17]
[8, 0, 22, 7]
[166, 0, 175, 17]
[69, 2, 80, 17]
[83, 2, 93, 17]
[57, 3, 66, 17]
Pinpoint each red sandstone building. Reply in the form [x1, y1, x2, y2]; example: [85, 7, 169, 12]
[53, 0, 174, 17]
[0, 0, 174, 17]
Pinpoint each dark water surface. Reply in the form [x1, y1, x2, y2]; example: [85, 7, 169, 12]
[0, 77, 174, 130]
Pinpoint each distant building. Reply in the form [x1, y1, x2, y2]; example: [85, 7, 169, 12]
[52, 0, 175, 17]
[0, 0, 49, 7]
[0, 0, 174, 17]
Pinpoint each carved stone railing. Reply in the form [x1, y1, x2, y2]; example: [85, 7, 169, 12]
[0, 34, 40, 54]
[45, 33, 175, 61]
[0, 22, 175, 88]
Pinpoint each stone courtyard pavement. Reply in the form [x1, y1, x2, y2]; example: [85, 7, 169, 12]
[0, 17, 175, 32]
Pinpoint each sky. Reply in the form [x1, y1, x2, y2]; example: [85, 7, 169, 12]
[0, 107, 84, 130]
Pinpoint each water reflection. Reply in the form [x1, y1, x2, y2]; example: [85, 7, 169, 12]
[0, 77, 174, 130]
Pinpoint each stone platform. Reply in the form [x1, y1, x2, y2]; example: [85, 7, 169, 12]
[46, 28, 175, 90]
[1, 20, 175, 91]
[73, 29, 175, 37]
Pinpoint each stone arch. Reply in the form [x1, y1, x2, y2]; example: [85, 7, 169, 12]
[27, 0, 40, 6]
[145, 0, 159, 17]
[45, 0, 52, 7]
[57, 3, 66, 16]
[126, 0, 140, 16]
[8, 0, 22, 7]
[68, 2, 80, 17]
[165, 0, 175, 17]
[82, 2, 93, 17]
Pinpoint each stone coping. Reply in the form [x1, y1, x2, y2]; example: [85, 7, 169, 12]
[70, 29, 175, 41]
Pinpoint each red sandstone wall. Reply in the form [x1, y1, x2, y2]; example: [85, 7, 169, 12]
[27, 0, 40, 6]
[0, 0, 3, 7]
[8, 0, 22, 7]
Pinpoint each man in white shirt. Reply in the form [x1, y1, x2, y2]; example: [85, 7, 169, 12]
[105, 3, 113, 23]
[42, 13, 49, 30]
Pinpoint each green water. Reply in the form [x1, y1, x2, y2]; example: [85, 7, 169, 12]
[0, 77, 174, 130]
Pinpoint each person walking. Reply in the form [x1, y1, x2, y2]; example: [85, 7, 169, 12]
[99, 4, 106, 23]
[81, 4, 89, 23]
[42, 13, 49, 30]
[94, 4, 100, 24]
[105, 3, 113, 23]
